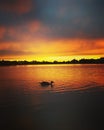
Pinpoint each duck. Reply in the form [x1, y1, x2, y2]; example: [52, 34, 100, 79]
[40, 81, 54, 86]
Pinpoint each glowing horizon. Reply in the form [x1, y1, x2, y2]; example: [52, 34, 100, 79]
[0, 54, 103, 62]
[0, 39, 104, 61]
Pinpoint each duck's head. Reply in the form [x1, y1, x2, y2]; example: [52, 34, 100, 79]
[51, 81, 54, 84]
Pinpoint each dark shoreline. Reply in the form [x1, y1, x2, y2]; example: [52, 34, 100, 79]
[0, 57, 104, 66]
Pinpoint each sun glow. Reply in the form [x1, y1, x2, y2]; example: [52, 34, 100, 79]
[0, 39, 104, 61]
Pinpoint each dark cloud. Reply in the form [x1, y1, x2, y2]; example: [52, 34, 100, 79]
[0, 0, 32, 14]
[37, 0, 104, 39]
[0, 0, 104, 40]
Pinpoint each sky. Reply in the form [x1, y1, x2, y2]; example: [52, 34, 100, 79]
[0, 0, 104, 61]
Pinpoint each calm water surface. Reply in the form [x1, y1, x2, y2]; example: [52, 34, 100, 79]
[0, 64, 104, 130]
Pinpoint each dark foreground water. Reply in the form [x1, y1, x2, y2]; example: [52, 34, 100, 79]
[0, 64, 104, 130]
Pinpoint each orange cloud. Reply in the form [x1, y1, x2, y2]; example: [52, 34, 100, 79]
[28, 21, 41, 33]
[0, 41, 22, 51]
[0, 26, 6, 39]
[5, 21, 50, 42]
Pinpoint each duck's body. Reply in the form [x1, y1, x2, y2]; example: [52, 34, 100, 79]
[40, 81, 54, 86]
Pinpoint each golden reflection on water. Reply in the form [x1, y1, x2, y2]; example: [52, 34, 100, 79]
[0, 64, 104, 93]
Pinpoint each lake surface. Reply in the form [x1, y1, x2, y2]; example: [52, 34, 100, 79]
[0, 64, 104, 130]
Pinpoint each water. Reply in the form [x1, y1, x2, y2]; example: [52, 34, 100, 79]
[0, 64, 104, 130]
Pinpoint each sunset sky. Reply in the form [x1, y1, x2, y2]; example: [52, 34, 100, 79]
[0, 0, 104, 61]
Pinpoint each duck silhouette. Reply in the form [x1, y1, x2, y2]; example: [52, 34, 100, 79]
[40, 81, 54, 86]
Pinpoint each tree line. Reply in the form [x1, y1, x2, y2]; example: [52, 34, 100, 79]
[0, 57, 104, 66]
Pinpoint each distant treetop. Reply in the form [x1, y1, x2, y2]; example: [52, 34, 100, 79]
[0, 57, 104, 66]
